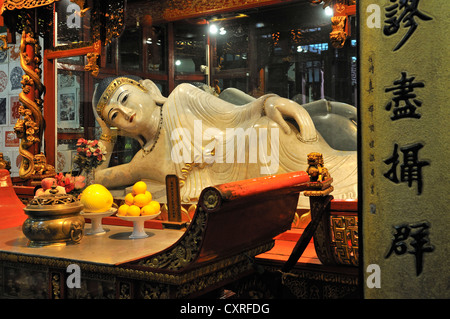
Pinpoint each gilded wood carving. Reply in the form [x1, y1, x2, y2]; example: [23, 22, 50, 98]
[1, 0, 58, 13]
[308, 0, 356, 8]
[14, 24, 46, 178]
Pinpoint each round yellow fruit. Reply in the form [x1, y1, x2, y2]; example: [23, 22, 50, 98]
[134, 193, 151, 208]
[80, 184, 113, 213]
[141, 201, 161, 216]
[127, 205, 141, 216]
[124, 193, 134, 206]
[144, 190, 152, 202]
[117, 204, 129, 216]
[132, 181, 147, 195]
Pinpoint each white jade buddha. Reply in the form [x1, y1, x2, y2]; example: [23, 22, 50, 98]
[92, 76, 357, 208]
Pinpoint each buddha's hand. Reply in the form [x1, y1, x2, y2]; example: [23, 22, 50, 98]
[263, 95, 317, 141]
[92, 100, 115, 144]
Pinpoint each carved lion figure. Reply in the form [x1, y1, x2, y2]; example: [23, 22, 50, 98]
[306, 152, 330, 182]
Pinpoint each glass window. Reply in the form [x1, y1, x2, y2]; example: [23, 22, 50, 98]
[56, 68, 84, 132]
[119, 27, 142, 71]
[174, 22, 207, 75]
[146, 25, 167, 73]
[56, 65, 84, 173]
[212, 21, 249, 71]
[55, 0, 91, 47]
[209, 2, 357, 106]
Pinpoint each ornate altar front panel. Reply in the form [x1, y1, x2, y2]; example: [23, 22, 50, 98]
[0, 224, 273, 299]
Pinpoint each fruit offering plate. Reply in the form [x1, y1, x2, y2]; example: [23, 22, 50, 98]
[81, 208, 117, 235]
[117, 211, 162, 239]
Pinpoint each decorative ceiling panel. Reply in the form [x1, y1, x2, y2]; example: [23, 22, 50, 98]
[127, 0, 299, 24]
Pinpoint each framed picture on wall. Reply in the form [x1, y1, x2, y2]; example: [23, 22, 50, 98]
[0, 97, 7, 125]
[0, 69, 7, 93]
[0, 45, 8, 64]
[5, 130, 19, 147]
[57, 88, 79, 129]
[9, 66, 23, 91]
[9, 95, 20, 125]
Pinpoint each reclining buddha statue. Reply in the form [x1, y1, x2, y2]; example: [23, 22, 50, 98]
[92, 75, 357, 208]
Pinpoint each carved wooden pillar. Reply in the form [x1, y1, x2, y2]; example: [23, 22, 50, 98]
[1, 2, 55, 181]
[13, 11, 52, 180]
[360, 0, 449, 298]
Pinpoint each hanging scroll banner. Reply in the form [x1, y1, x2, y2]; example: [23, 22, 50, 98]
[359, 1, 449, 298]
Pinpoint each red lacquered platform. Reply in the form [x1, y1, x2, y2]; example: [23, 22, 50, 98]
[257, 227, 321, 265]
[0, 169, 27, 229]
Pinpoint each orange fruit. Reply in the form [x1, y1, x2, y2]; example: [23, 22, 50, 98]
[144, 191, 152, 202]
[134, 193, 151, 208]
[124, 193, 134, 205]
[141, 201, 160, 216]
[127, 205, 141, 216]
[117, 204, 129, 216]
[132, 181, 147, 195]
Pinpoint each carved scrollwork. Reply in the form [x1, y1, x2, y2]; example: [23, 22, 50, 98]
[69, 221, 84, 243]
[84, 52, 99, 77]
[200, 188, 221, 211]
[0, 35, 10, 52]
[140, 282, 170, 299]
[1, 0, 58, 12]
[330, 15, 348, 48]
[13, 17, 45, 179]
[308, 0, 356, 8]
[28, 193, 79, 206]
[330, 215, 358, 266]
[51, 272, 61, 299]
[91, 1, 126, 46]
[138, 207, 207, 270]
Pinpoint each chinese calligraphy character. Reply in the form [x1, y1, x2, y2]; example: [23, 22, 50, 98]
[385, 72, 424, 120]
[384, 0, 432, 51]
[384, 143, 429, 194]
[384, 143, 400, 183]
[385, 221, 434, 275]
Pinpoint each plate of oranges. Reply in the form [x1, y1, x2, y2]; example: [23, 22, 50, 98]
[116, 181, 161, 238]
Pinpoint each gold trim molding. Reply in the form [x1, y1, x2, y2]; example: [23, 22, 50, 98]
[126, 0, 299, 24]
[0, 241, 273, 286]
[308, 0, 356, 9]
[1, 0, 59, 13]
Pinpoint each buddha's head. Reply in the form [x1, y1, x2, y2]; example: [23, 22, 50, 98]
[93, 76, 166, 147]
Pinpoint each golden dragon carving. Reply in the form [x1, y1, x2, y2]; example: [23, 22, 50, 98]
[13, 30, 45, 179]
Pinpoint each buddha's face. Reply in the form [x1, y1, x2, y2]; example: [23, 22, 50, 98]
[101, 83, 158, 145]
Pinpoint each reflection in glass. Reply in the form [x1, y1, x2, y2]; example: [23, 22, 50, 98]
[119, 28, 142, 71]
[174, 22, 206, 74]
[209, 2, 357, 106]
[55, 0, 91, 46]
[146, 26, 167, 73]
[56, 66, 84, 173]
[57, 68, 82, 131]
[214, 23, 249, 71]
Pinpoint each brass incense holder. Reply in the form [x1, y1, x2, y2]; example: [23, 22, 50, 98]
[22, 186, 85, 247]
